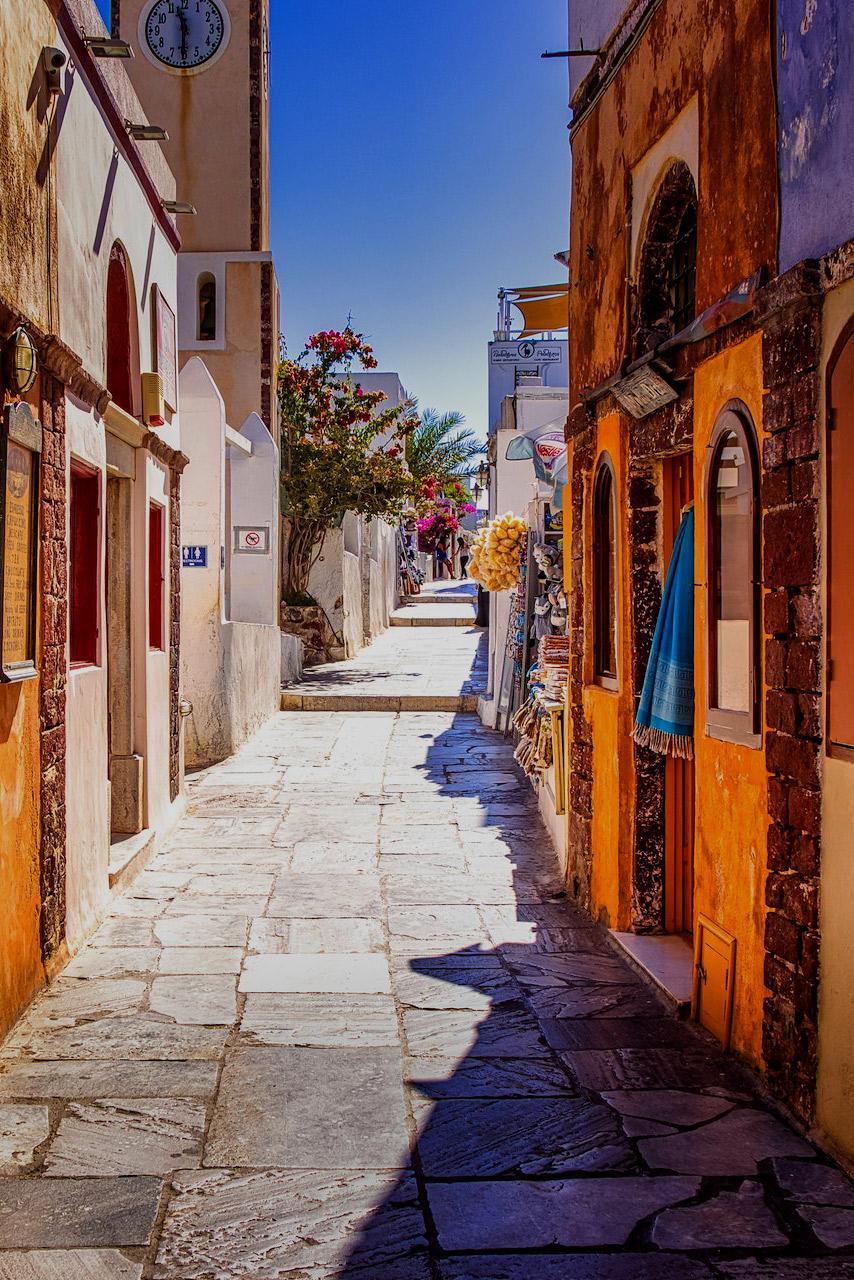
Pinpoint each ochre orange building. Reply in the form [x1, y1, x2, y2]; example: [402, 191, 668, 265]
[563, 0, 854, 1148]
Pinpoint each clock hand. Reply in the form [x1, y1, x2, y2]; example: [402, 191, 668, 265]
[178, 8, 189, 60]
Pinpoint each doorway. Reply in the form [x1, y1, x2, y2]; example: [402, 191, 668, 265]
[106, 473, 143, 836]
[664, 452, 695, 936]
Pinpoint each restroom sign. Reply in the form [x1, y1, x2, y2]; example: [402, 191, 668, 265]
[234, 525, 270, 555]
[182, 545, 208, 568]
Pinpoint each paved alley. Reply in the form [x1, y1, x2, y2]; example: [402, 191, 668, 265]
[1, 616, 854, 1278]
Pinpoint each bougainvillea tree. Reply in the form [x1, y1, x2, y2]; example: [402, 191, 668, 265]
[278, 329, 418, 602]
[415, 476, 477, 552]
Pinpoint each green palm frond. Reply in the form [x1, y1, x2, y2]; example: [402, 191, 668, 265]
[407, 409, 484, 485]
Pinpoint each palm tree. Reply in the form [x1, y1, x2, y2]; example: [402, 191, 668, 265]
[406, 408, 484, 488]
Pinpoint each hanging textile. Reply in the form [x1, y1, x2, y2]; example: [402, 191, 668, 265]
[632, 504, 695, 758]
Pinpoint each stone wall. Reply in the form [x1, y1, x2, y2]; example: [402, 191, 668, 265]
[760, 284, 824, 1122]
[39, 372, 67, 964]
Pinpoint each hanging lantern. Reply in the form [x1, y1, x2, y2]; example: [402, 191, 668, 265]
[4, 328, 38, 397]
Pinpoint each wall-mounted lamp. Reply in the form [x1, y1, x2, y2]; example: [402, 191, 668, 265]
[126, 121, 169, 141]
[83, 36, 134, 59]
[475, 460, 490, 491]
[162, 200, 197, 216]
[41, 47, 67, 97]
[4, 328, 38, 397]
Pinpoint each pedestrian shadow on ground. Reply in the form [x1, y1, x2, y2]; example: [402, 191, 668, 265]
[334, 712, 847, 1277]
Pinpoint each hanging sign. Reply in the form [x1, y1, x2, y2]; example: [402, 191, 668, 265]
[490, 341, 563, 366]
[152, 285, 178, 414]
[0, 402, 42, 682]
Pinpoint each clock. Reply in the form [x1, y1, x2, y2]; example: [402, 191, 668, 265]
[140, 0, 231, 73]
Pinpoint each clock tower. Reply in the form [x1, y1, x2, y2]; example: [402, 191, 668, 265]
[114, 0, 278, 436]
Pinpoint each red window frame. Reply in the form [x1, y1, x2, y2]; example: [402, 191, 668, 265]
[148, 501, 165, 650]
[69, 462, 100, 667]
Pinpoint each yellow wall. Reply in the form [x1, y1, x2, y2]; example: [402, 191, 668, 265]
[692, 332, 768, 1063]
[584, 414, 635, 929]
[816, 277, 854, 1162]
[0, 681, 44, 1037]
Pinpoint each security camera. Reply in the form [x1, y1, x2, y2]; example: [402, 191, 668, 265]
[42, 47, 67, 97]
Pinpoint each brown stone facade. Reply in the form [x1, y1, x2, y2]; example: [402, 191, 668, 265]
[38, 372, 67, 964]
[758, 272, 824, 1122]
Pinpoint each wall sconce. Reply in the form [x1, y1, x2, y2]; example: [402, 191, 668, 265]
[475, 460, 490, 490]
[83, 36, 134, 58]
[126, 120, 169, 141]
[162, 200, 197, 215]
[4, 328, 38, 397]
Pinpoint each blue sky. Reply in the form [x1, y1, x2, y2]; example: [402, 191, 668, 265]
[97, 1, 571, 437]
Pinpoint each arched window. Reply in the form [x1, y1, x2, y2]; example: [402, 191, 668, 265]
[706, 403, 759, 740]
[593, 455, 618, 685]
[634, 161, 698, 358]
[827, 321, 854, 756]
[106, 243, 134, 415]
[197, 273, 217, 341]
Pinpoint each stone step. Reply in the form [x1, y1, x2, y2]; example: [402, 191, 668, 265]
[405, 593, 473, 605]
[391, 613, 473, 628]
[281, 690, 480, 712]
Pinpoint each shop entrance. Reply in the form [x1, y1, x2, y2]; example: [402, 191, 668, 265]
[664, 452, 695, 936]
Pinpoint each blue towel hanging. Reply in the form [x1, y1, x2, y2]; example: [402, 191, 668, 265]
[632, 504, 695, 759]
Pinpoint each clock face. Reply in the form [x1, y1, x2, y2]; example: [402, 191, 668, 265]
[144, 1, 228, 70]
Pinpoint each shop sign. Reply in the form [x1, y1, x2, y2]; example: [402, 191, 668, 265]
[182, 545, 208, 568]
[533, 432, 566, 470]
[0, 402, 42, 682]
[490, 341, 564, 366]
[152, 285, 178, 413]
[234, 525, 270, 555]
[612, 366, 678, 419]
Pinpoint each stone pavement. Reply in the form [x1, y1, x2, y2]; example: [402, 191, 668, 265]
[1, 621, 854, 1277]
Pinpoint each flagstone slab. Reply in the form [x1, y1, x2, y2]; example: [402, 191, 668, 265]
[771, 1157, 854, 1206]
[717, 1262, 854, 1278]
[265, 875, 382, 918]
[240, 954, 390, 994]
[387, 906, 490, 952]
[163, 894, 268, 915]
[0, 1017, 227, 1062]
[383, 875, 516, 906]
[158, 948, 243, 975]
[540, 1016, 688, 1052]
[44, 1097, 207, 1175]
[289, 841, 378, 872]
[204, 1047, 409, 1168]
[65, 948, 161, 979]
[0, 1176, 161, 1247]
[638, 1106, 815, 1174]
[0, 1252, 143, 1280]
[652, 1181, 787, 1249]
[406, 1055, 577, 1099]
[415, 1097, 633, 1175]
[0, 1060, 218, 1099]
[506, 952, 633, 988]
[149, 976, 237, 1025]
[427, 1176, 700, 1250]
[240, 994, 399, 1047]
[248, 917, 384, 954]
[403, 1007, 549, 1058]
[33, 978, 147, 1025]
[795, 1204, 854, 1248]
[0, 1104, 49, 1172]
[153, 915, 249, 947]
[601, 1088, 735, 1128]
[563, 1048, 746, 1093]
[438, 1256, 714, 1279]
[89, 920, 154, 947]
[154, 1168, 428, 1279]
[392, 962, 520, 1010]
[528, 982, 666, 1019]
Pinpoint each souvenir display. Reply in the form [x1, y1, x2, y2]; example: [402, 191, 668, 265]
[469, 512, 527, 591]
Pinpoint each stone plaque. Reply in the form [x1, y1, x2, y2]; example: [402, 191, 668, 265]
[1, 404, 41, 681]
[152, 285, 178, 414]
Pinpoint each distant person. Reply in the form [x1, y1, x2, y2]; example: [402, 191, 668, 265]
[459, 544, 470, 577]
[435, 536, 452, 579]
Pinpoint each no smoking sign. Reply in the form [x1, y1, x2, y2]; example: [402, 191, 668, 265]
[234, 525, 270, 555]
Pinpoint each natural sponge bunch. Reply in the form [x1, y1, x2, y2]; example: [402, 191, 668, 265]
[469, 513, 527, 591]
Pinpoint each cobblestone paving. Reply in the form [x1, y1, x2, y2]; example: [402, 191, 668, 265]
[1, 625, 854, 1275]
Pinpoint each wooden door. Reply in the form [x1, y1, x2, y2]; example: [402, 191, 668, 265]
[664, 454, 695, 935]
[828, 327, 854, 755]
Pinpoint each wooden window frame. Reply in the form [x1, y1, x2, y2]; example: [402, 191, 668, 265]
[106, 243, 135, 417]
[592, 453, 619, 689]
[148, 500, 165, 651]
[705, 401, 760, 747]
[826, 316, 854, 762]
[69, 461, 101, 669]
